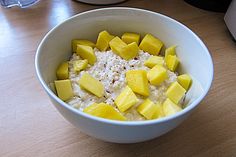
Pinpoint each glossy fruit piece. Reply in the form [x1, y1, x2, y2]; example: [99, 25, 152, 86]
[109, 36, 127, 55]
[163, 98, 182, 116]
[72, 39, 95, 52]
[147, 65, 168, 86]
[114, 86, 138, 112]
[78, 73, 104, 97]
[73, 59, 88, 73]
[76, 44, 96, 65]
[144, 56, 164, 68]
[119, 42, 139, 60]
[126, 70, 149, 96]
[56, 62, 69, 80]
[139, 34, 163, 55]
[54, 79, 74, 101]
[137, 99, 156, 120]
[121, 32, 141, 44]
[96, 30, 114, 51]
[166, 55, 179, 71]
[166, 81, 186, 104]
[84, 103, 126, 121]
[152, 103, 165, 119]
[177, 74, 192, 90]
[165, 45, 176, 61]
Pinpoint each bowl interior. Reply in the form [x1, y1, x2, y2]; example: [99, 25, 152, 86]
[37, 8, 213, 114]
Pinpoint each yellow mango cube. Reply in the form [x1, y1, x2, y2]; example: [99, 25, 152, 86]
[126, 70, 149, 96]
[165, 45, 176, 61]
[152, 103, 165, 119]
[73, 59, 88, 73]
[121, 32, 141, 45]
[137, 99, 157, 120]
[114, 86, 138, 112]
[147, 65, 168, 85]
[72, 39, 95, 52]
[177, 74, 192, 90]
[84, 103, 126, 121]
[96, 30, 114, 51]
[163, 98, 182, 116]
[76, 44, 96, 65]
[109, 36, 127, 55]
[166, 81, 186, 104]
[78, 73, 104, 97]
[56, 62, 69, 80]
[120, 42, 139, 60]
[139, 34, 164, 55]
[54, 79, 73, 101]
[166, 55, 179, 72]
[144, 56, 164, 68]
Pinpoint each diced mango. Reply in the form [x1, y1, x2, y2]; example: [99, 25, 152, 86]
[96, 30, 114, 51]
[177, 74, 192, 90]
[109, 36, 127, 55]
[152, 103, 165, 119]
[78, 73, 104, 97]
[139, 34, 163, 55]
[137, 99, 156, 120]
[166, 55, 179, 72]
[72, 39, 95, 52]
[166, 81, 186, 104]
[147, 65, 168, 85]
[144, 56, 164, 68]
[54, 79, 73, 101]
[76, 45, 96, 65]
[126, 70, 149, 96]
[121, 32, 141, 45]
[84, 103, 126, 121]
[119, 42, 139, 60]
[165, 45, 176, 61]
[114, 86, 138, 112]
[56, 62, 69, 80]
[163, 98, 182, 116]
[73, 59, 88, 73]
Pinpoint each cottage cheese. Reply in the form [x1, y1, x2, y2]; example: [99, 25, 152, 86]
[67, 49, 177, 121]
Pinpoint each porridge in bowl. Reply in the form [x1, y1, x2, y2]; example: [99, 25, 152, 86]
[53, 31, 192, 121]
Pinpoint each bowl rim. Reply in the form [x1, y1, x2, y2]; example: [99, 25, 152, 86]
[35, 7, 214, 126]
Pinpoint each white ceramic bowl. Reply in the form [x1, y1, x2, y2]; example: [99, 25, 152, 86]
[35, 7, 213, 143]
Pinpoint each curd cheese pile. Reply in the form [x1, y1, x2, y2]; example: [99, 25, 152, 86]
[52, 31, 192, 121]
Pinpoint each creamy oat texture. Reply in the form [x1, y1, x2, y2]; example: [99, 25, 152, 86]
[67, 49, 177, 121]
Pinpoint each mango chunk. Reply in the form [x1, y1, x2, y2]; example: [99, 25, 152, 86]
[114, 86, 138, 112]
[165, 45, 176, 61]
[121, 32, 141, 45]
[76, 44, 96, 65]
[147, 65, 168, 86]
[126, 70, 149, 96]
[166, 55, 179, 72]
[177, 74, 192, 90]
[152, 103, 165, 119]
[56, 62, 69, 80]
[163, 98, 182, 116]
[84, 103, 126, 121]
[78, 73, 104, 97]
[144, 56, 164, 68]
[73, 59, 88, 73]
[139, 34, 163, 55]
[54, 79, 73, 101]
[109, 36, 127, 55]
[166, 81, 186, 104]
[72, 39, 95, 52]
[120, 42, 139, 60]
[137, 99, 157, 120]
[96, 30, 114, 51]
